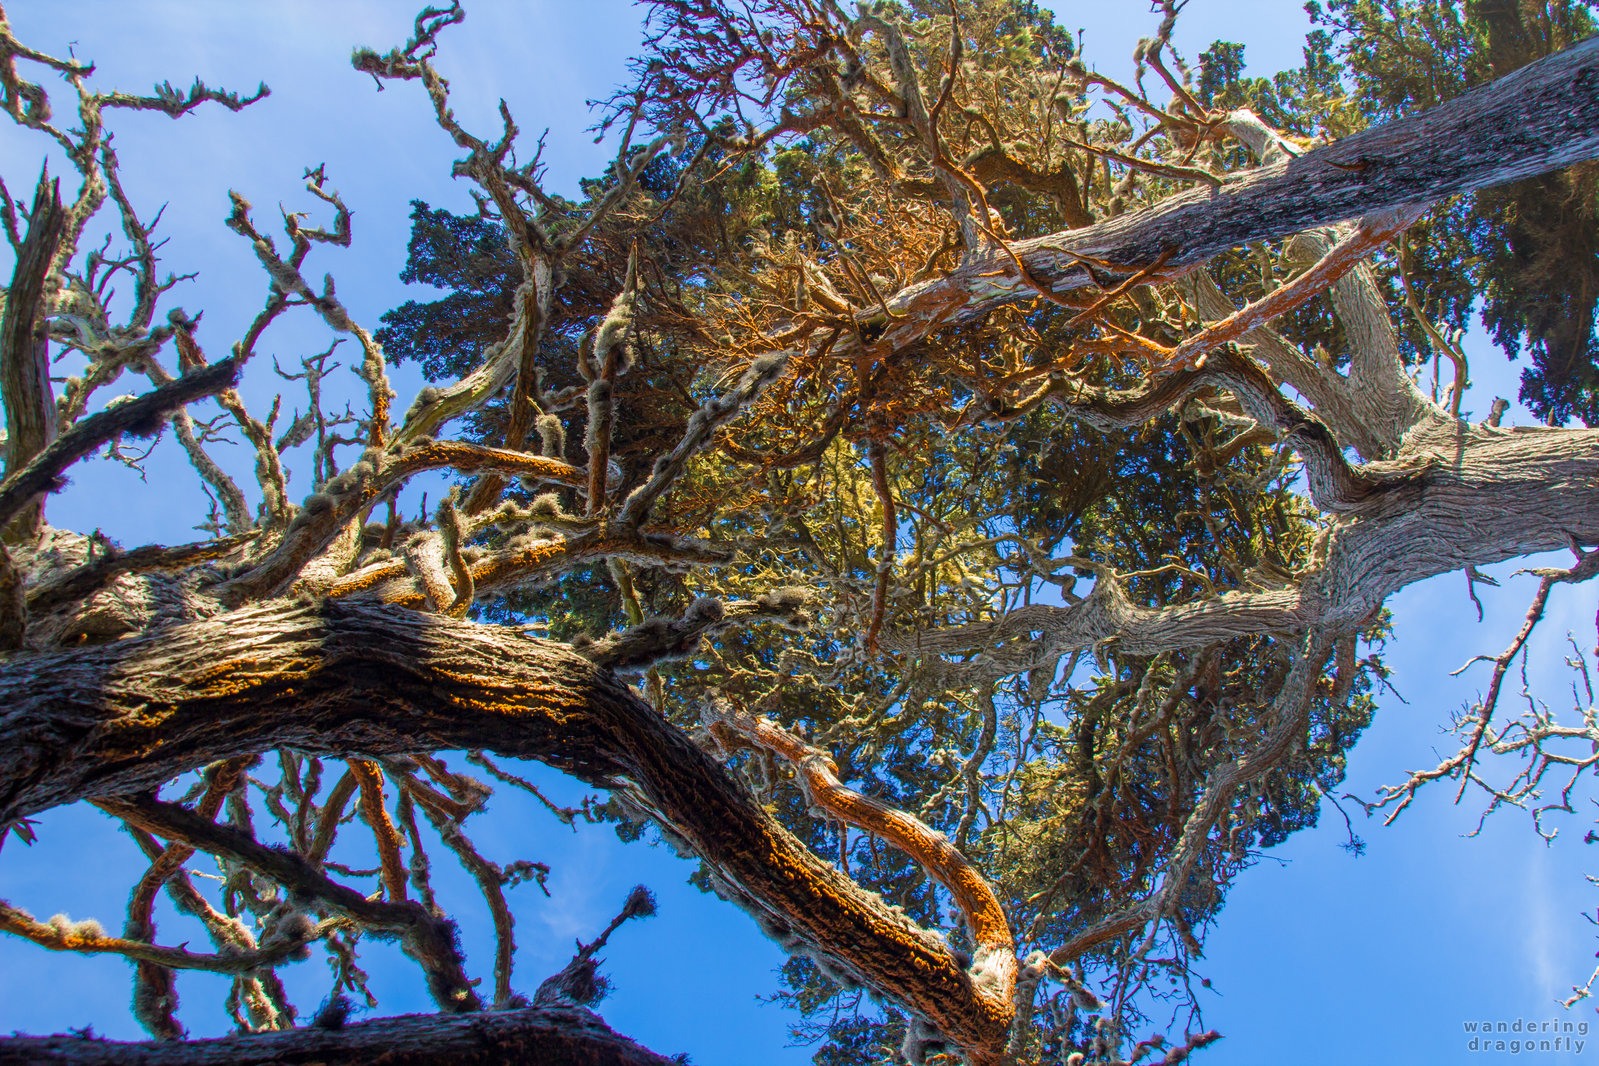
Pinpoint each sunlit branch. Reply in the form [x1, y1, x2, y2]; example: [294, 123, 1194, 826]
[0, 899, 337, 975]
[704, 696, 1017, 1008]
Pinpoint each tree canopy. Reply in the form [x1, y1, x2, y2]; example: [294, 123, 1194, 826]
[1, 2, 1598, 1064]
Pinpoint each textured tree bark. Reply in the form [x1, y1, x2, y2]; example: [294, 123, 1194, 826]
[886, 422, 1599, 664]
[0, 167, 64, 537]
[0, 1005, 679, 1065]
[0, 599, 1010, 1055]
[5, 28, 1599, 1066]
[869, 35, 1599, 356]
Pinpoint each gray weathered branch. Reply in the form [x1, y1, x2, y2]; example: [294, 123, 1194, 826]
[864, 36, 1599, 358]
[0, 356, 241, 532]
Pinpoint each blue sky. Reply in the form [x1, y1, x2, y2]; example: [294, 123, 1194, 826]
[0, 2, 1595, 1064]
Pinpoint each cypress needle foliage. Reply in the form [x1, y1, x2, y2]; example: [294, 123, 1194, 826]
[2, 2, 1597, 1063]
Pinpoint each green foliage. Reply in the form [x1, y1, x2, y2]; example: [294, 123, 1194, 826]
[377, 202, 519, 380]
[1309, 0, 1599, 424]
[374, 0, 1399, 1056]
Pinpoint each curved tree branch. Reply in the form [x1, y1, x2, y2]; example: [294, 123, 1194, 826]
[704, 696, 1016, 1007]
[0, 599, 1013, 1060]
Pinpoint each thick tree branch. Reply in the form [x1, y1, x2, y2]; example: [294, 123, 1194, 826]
[1031, 347, 1412, 515]
[1288, 225, 1436, 445]
[0, 600, 1012, 1059]
[26, 531, 257, 616]
[859, 36, 1599, 360]
[1168, 206, 1424, 373]
[0, 1005, 679, 1066]
[1180, 270, 1387, 460]
[704, 696, 1014, 1063]
[886, 422, 1599, 666]
[0, 164, 63, 531]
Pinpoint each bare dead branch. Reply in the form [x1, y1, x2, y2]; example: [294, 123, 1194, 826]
[0, 355, 240, 532]
[94, 792, 480, 1014]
